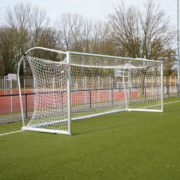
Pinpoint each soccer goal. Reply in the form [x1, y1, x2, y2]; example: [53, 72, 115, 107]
[17, 47, 163, 135]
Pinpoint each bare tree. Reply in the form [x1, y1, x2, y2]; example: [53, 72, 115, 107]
[108, 0, 175, 95]
[162, 47, 177, 76]
[90, 20, 104, 54]
[38, 27, 58, 48]
[55, 13, 115, 54]
[81, 19, 93, 53]
[108, 0, 175, 59]
[29, 5, 49, 47]
[4, 2, 32, 75]
[55, 13, 85, 51]
[4, 2, 32, 50]
[0, 26, 18, 75]
[3, 2, 51, 76]
[70, 14, 84, 52]
[90, 20, 114, 55]
[56, 13, 74, 51]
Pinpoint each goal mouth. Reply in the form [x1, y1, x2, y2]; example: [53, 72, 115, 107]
[17, 47, 163, 135]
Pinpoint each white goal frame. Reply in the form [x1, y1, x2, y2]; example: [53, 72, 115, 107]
[17, 47, 163, 135]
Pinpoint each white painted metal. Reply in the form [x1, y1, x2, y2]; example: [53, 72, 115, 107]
[33, 76, 35, 107]
[22, 127, 70, 135]
[53, 76, 56, 107]
[11, 79, 13, 113]
[24, 79, 25, 93]
[161, 63, 164, 112]
[85, 76, 87, 103]
[109, 77, 111, 101]
[25, 47, 66, 55]
[4, 76, 8, 94]
[123, 63, 129, 110]
[69, 51, 162, 63]
[128, 109, 162, 112]
[170, 76, 171, 93]
[98, 76, 100, 102]
[17, 56, 25, 127]
[1, 79, 3, 91]
[178, 0, 180, 85]
[67, 51, 72, 135]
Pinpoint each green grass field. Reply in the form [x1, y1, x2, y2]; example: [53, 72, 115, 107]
[1, 97, 180, 180]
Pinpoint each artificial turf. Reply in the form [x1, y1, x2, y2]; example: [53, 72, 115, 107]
[0, 97, 180, 179]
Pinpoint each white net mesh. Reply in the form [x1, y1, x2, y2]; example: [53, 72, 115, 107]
[24, 56, 68, 132]
[20, 49, 162, 134]
[70, 54, 162, 120]
[127, 67, 162, 110]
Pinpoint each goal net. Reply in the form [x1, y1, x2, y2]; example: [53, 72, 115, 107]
[17, 47, 163, 135]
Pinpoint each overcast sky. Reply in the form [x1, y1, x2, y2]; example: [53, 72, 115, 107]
[0, 0, 177, 25]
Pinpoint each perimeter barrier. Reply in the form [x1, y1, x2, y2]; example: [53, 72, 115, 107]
[0, 84, 180, 117]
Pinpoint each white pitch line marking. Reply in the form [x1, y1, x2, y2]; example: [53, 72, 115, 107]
[164, 100, 180, 105]
[0, 130, 24, 136]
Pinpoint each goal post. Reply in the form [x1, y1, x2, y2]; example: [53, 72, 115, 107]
[17, 47, 163, 135]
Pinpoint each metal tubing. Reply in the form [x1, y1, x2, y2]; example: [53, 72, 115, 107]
[90, 90, 91, 108]
[67, 51, 72, 135]
[17, 56, 25, 127]
[128, 109, 163, 112]
[24, 47, 66, 55]
[69, 51, 162, 63]
[24, 79, 25, 93]
[25, 94, 27, 118]
[129, 87, 131, 102]
[112, 88, 113, 105]
[22, 127, 70, 135]
[11, 79, 13, 113]
[61, 91, 63, 113]
[33, 76, 35, 109]
[123, 63, 128, 110]
[1, 79, 3, 91]
[161, 63, 164, 112]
